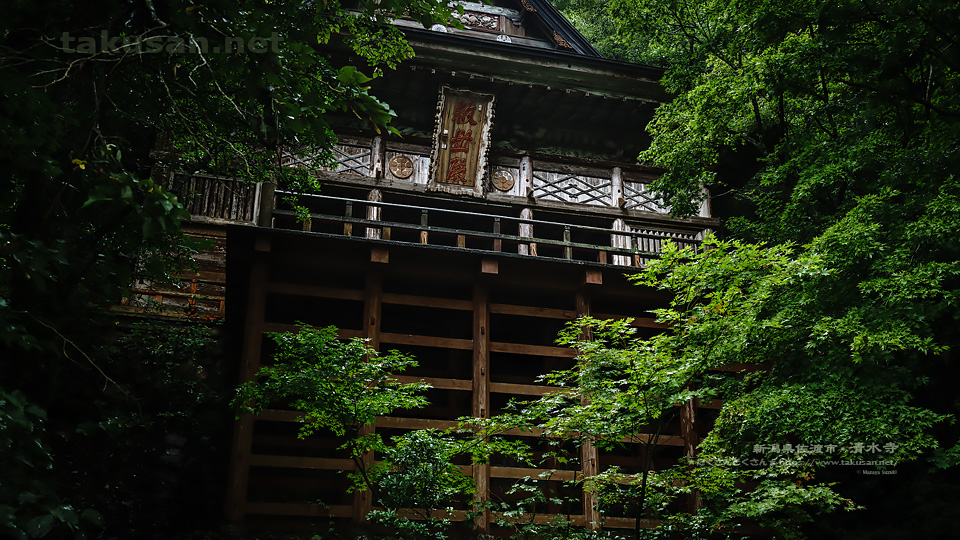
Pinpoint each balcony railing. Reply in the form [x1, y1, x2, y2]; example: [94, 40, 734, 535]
[270, 191, 706, 267]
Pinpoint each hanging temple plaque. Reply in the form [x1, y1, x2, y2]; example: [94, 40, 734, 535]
[428, 86, 495, 197]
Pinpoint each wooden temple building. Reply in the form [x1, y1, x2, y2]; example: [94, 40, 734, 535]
[135, 0, 718, 534]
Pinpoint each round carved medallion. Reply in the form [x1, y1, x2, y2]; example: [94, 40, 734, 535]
[492, 169, 515, 192]
[389, 155, 414, 179]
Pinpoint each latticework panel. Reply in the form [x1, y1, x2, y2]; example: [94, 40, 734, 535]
[622, 181, 668, 214]
[532, 172, 612, 206]
[282, 143, 372, 177]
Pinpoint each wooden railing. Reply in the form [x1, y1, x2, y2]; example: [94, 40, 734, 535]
[270, 191, 705, 267]
[164, 171, 262, 223]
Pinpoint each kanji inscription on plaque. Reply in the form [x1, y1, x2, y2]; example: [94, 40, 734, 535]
[429, 86, 495, 196]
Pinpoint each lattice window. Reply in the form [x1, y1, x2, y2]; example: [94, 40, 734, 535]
[532, 172, 611, 206]
[622, 181, 668, 214]
[282, 144, 372, 176]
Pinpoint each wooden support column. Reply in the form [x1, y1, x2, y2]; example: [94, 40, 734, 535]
[354, 270, 383, 524]
[371, 135, 384, 178]
[519, 155, 533, 197]
[366, 189, 382, 239]
[225, 235, 271, 523]
[472, 283, 491, 532]
[344, 201, 354, 236]
[611, 166, 624, 208]
[576, 293, 601, 531]
[255, 180, 276, 228]
[419, 209, 429, 244]
[680, 387, 701, 511]
[519, 208, 536, 256]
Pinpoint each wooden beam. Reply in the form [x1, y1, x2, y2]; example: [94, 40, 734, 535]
[490, 466, 579, 481]
[354, 271, 383, 524]
[490, 303, 577, 320]
[584, 268, 602, 285]
[489, 381, 566, 396]
[576, 293, 600, 531]
[225, 256, 269, 523]
[489, 341, 578, 358]
[591, 312, 669, 330]
[261, 323, 362, 339]
[245, 502, 352, 518]
[250, 455, 356, 471]
[481, 258, 498, 274]
[378, 417, 459, 430]
[393, 375, 472, 391]
[381, 293, 472, 311]
[681, 384, 701, 512]
[695, 398, 723, 410]
[380, 333, 473, 350]
[472, 284, 491, 532]
[370, 246, 389, 263]
[255, 181, 275, 228]
[266, 282, 364, 301]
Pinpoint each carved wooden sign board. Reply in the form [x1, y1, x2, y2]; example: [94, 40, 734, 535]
[428, 86, 495, 197]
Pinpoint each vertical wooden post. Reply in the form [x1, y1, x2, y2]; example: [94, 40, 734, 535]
[371, 135, 384, 179]
[354, 270, 383, 524]
[225, 234, 271, 524]
[420, 209, 429, 244]
[563, 226, 572, 259]
[472, 283, 491, 532]
[576, 293, 600, 531]
[493, 217, 502, 252]
[519, 208, 535, 256]
[255, 180, 276, 228]
[611, 167, 624, 208]
[680, 388, 701, 512]
[366, 189, 382, 239]
[344, 201, 354, 237]
[519, 155, 533, 197]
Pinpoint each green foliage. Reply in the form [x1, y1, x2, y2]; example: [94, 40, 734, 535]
[235, 325, 427, 441]
[1, 1, 454, 534]
[53, 319, 230, 536]
[235, 325, 478, 538]
[550, 0, 960, 535]
[367, 430, 474, 539]
[465, 317, 703, 537]
[0, 389, 103, 539]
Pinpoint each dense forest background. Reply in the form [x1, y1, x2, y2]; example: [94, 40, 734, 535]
[2, 0, 960, 538]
